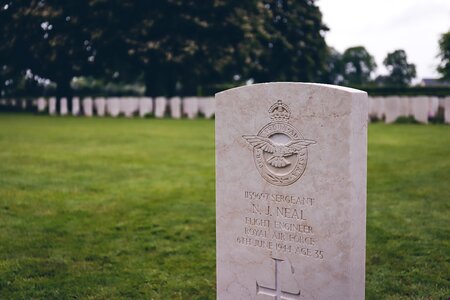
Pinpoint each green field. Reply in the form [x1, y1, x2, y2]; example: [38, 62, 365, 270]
[0, 114, 449, 299]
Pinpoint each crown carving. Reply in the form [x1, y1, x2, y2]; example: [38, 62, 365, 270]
[269, 100, 290, 122]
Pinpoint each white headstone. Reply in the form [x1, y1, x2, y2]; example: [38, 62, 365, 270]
[444, 97, 450, 124]
[94, 97, 106, 117]
[410, 97, 428, 123]
[139, 97, 153, 117]
[198, 97, 216, 119]
[72, 97, 80, 116]
[384, 96, 401, 123]
[169, 97, 182, 119]
[428, 97, 439, 118]
[37, 98, 47, 112]
[216, 83, 367, 300]
[155, 97, 167, 118]
[119, 97, 139, 117]
[397, 96, 411, 118]
[21, 99, 27, 109]
[82, 97, 93, 117]
[183, 97, 199, 119]
[49, 97, 57, 115]
[60, 98, 68, 115]
[107, 98, 120, 117]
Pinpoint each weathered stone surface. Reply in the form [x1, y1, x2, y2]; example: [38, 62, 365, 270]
[216, 83, 367, 300]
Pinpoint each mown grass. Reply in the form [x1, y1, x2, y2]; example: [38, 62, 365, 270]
[0, 114, 449, 299]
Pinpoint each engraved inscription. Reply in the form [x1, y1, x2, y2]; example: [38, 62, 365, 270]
[256, 258, 301, 300]
[236, 190, 325, 260]
[242, 100, 316, 186]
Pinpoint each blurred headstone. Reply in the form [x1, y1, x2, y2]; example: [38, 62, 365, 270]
[139, 97, 153, 117]
[72, 97, 80, 116]
[107, 98, 120, 117]
[60, 98, 68, 116]
[94, 97, 106, 117]
[183, 97, 199, 119]
[82, 97, 93, 117]
[49, 97, 57, 115]
[445, 97, 450, 124]
[411, 97, 428, 123]
[170, 97, 181, 119]
[37, 98, 47, 113]
[155, 97, 167, 118]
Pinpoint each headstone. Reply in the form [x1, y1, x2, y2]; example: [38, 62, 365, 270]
[82, 97, 93, 117]
[155, 97, 167, 118]
[107, 98, 120, 117]
[139, 97, 153, 117]
[428, 97, 439, 118]
[384, 96, 401, 123]
[445, 97, 450, 124]
[216, 83, 367, 299]
[49, 97, 57, 115]
[72, 97, 80, 116]
[376, 97, 385, 121]
[410, 97, 428, 123]
[183, 97, 199, 119]
[21, 99, 27, 110]
[94, 97, 106, 117]
[368, 96, 377, 121]
[60, 97, 68, 115]
[169, 97, 181, 119]
[120, 97, 139, 117]
[198, 97, 216, 119]
[37, 98, 47, 112]
[398, 96, 411, 117]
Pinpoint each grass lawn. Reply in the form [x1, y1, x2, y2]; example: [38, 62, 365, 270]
[0, 114, 449, 299]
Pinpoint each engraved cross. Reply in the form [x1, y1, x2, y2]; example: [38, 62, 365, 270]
[256, 258, 301, 300]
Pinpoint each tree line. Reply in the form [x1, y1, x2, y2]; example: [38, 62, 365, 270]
[1, 0, 449, 110]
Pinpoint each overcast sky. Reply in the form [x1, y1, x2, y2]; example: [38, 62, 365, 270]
[318, 0, 450, 81]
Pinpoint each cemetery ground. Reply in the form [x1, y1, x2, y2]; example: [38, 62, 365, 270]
[0, 114, 449, 300]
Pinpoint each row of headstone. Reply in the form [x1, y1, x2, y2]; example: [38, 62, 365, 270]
[368, 96, 448, 124]
[24, 97, 217, 119]
[2, 96, 450, 123]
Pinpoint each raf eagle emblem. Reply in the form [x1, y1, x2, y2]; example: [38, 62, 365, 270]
[242, 135, 316, 168]
[242, 100, 316, 186]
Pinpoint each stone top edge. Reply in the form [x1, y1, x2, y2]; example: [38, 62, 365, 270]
[215, 82, 367, 97]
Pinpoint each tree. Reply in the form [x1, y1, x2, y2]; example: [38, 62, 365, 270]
[90, 0, 261, 97]
[382, 49, 416, 86]
[1, 0, 100, 112]
[321, 47, 344, 85]
[341, 46, 376, 85]
[437, 30, 450, 80]
[249, 0, 329, 83]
